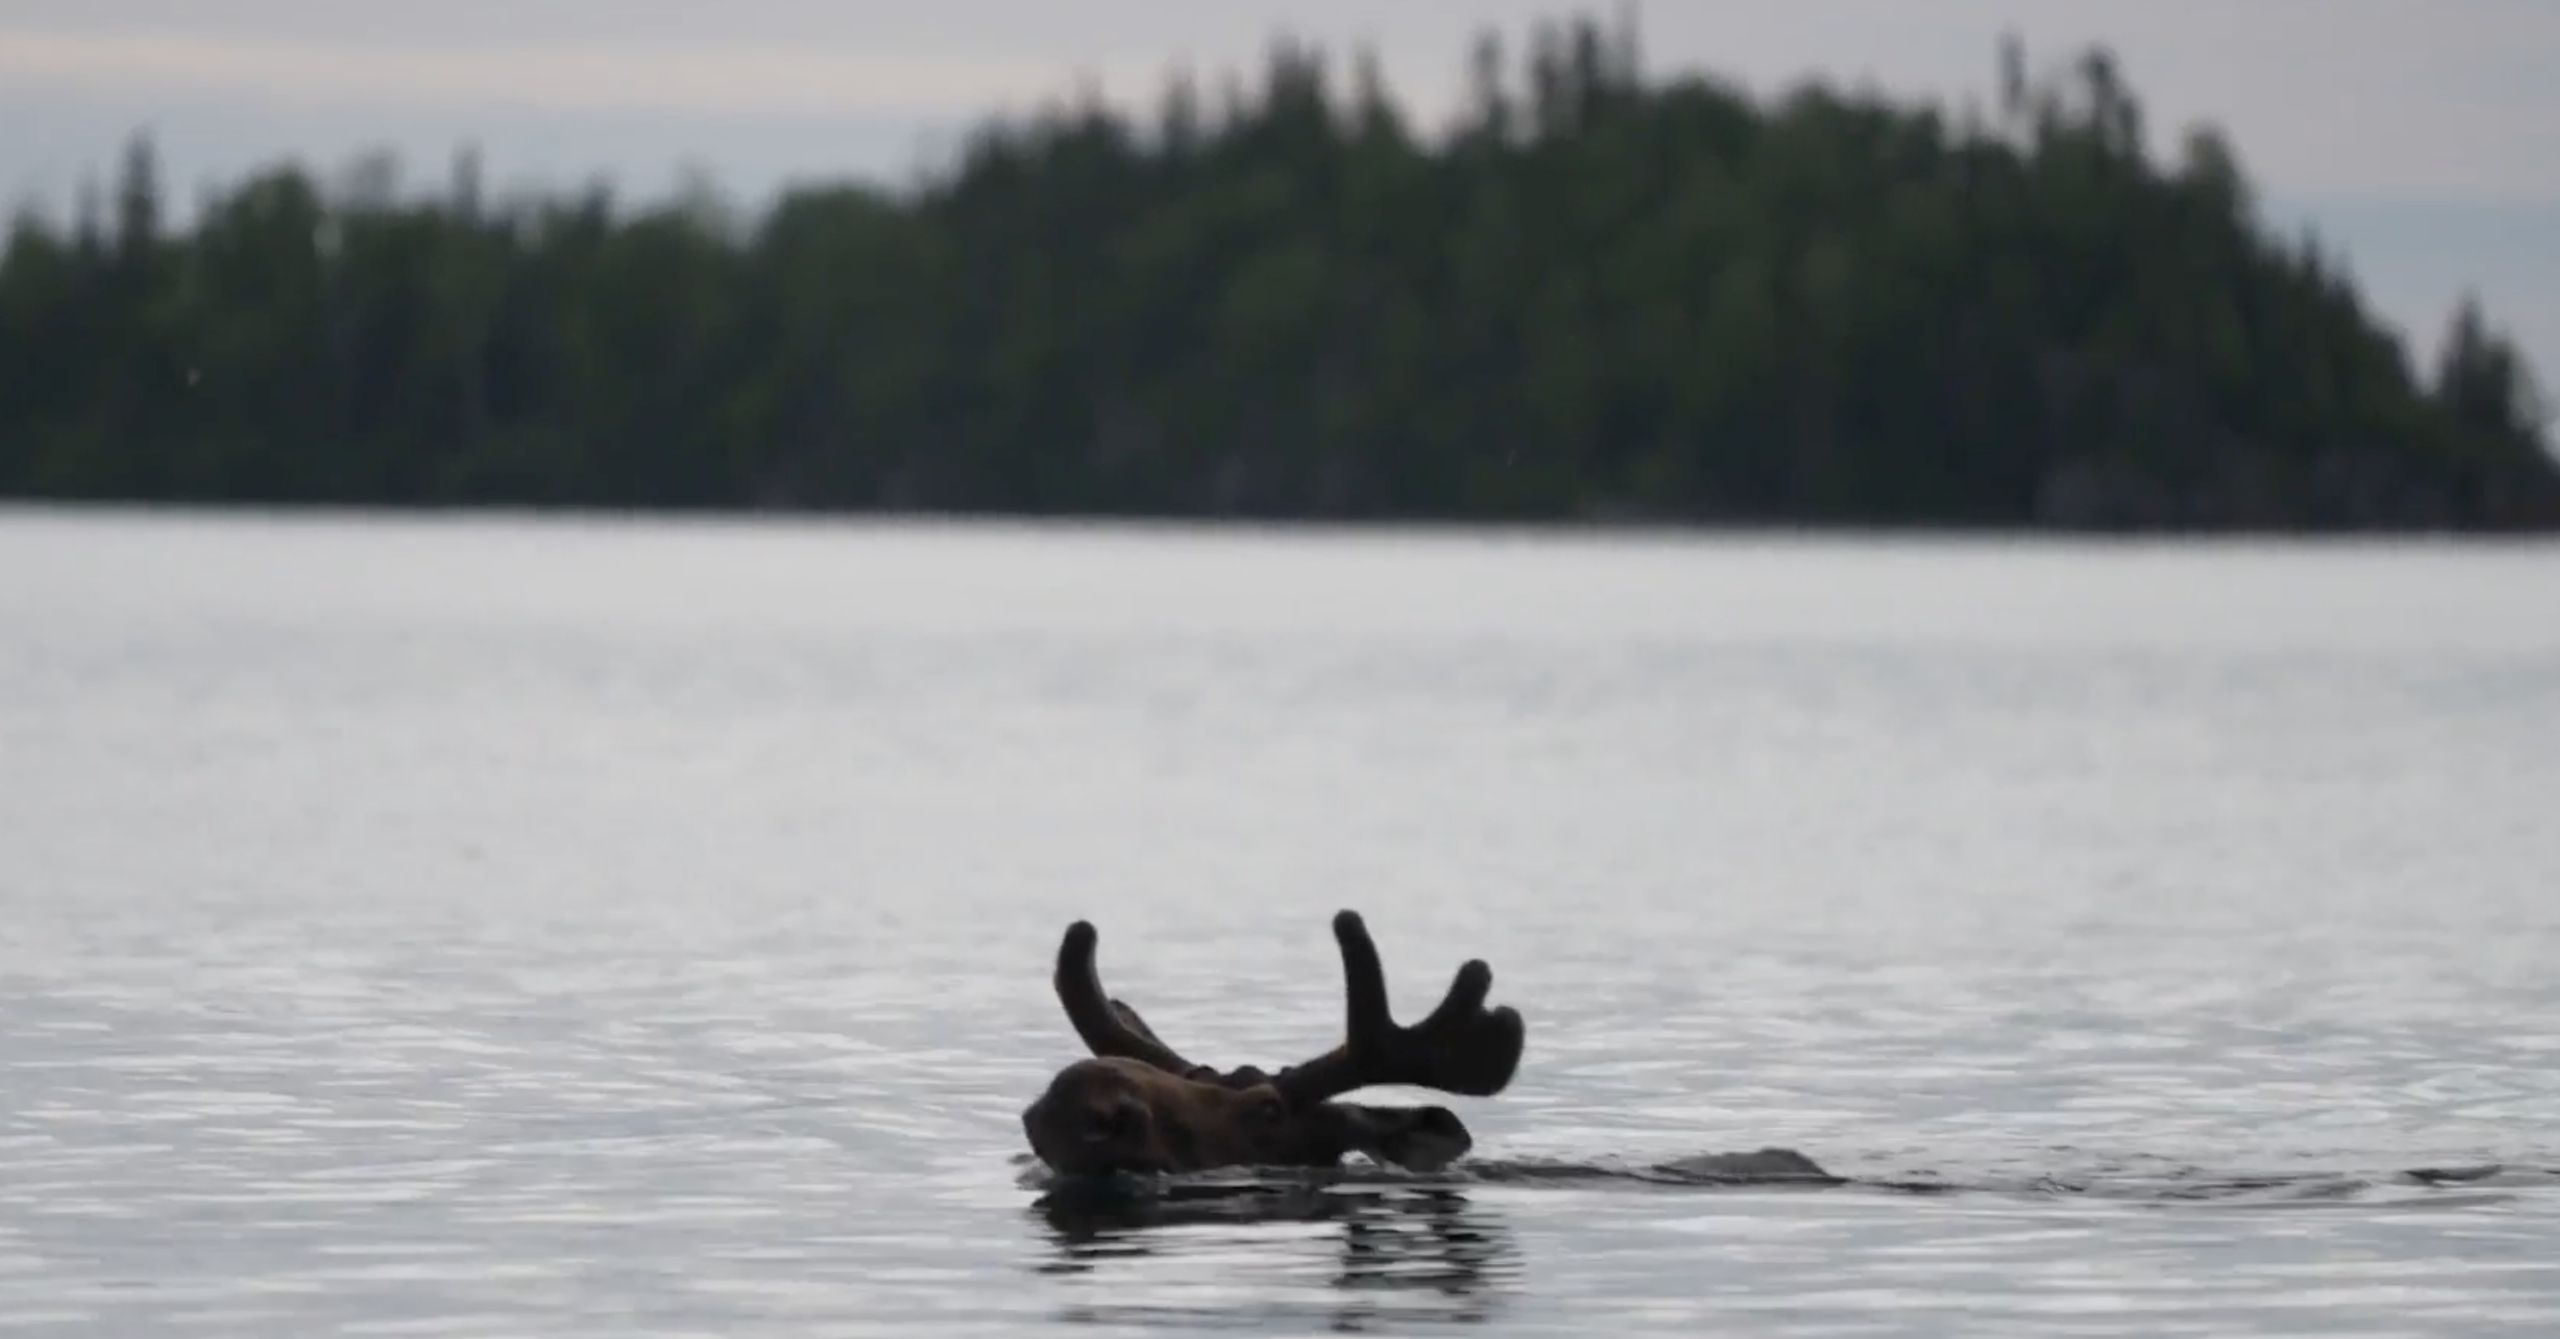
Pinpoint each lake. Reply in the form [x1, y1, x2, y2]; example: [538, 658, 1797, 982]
[3, 506, 2556, 1336]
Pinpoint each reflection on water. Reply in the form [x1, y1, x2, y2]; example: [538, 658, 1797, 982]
[1033, 1179, 1518, 1330]
[1011, 1154, 2560, 1335]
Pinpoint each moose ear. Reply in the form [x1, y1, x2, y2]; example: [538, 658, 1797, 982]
[1108, 999, 1167, 1048]
[1348, 1105, 1473, 1173]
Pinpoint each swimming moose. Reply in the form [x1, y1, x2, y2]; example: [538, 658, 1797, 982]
[1021, 910, 1528, 1178]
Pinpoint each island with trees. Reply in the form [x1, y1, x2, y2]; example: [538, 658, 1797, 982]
[3, 12, 2553, 530]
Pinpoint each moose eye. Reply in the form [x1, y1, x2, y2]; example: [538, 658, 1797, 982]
[1084, 1103, 1134, 1143]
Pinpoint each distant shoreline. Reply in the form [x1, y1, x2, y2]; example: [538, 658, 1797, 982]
[5, 13, 2554, 531]
[8, 497, 2554, 547]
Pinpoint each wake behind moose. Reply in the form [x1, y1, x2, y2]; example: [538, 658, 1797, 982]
[1021, 910, 1528, 1178]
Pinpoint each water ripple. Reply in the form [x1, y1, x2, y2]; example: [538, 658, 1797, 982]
[6, 517, 2559, 1335]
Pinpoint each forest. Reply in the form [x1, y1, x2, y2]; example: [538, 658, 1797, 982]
[3, 12, 2554, 529]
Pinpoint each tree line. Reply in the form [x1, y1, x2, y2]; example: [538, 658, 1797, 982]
[3, 12, 2554, 529]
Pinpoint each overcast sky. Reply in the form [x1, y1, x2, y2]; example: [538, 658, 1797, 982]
[6, 0, 2556, 390]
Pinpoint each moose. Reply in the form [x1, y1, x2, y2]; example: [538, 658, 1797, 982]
[1021, 909, 1529, 1178]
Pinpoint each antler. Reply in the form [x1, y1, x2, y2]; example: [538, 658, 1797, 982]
[1052, 912, 1526, 1105]
[1269, 910, 1525, 1109]
[1052, 920, 1214, 1080]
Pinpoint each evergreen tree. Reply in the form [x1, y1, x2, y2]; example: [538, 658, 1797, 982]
[2, 13, 2551, 529]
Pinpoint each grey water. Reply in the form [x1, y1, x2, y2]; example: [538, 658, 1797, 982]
[2, 506, 2556, 1337]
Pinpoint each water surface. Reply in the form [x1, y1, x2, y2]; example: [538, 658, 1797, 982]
[4, 508, 2556, 1335]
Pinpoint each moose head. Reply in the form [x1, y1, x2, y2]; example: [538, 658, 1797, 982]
[1021, 910, 1528, 1179]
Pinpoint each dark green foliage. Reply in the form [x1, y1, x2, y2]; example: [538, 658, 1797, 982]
[3, 13, 2553, 529]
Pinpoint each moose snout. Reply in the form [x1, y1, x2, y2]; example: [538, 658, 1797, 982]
[1023, 1085, 1157, 1175]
